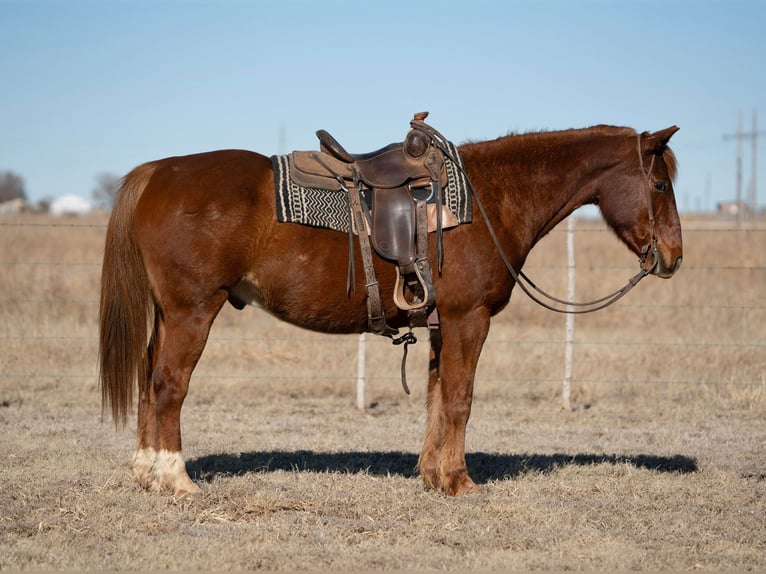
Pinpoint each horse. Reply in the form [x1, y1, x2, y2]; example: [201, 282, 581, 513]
[99, 121, 683, 497]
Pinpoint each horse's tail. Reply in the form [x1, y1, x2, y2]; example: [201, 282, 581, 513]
[98, 163, 157, 427]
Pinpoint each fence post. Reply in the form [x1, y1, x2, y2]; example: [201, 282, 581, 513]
[562, 216, 576, 410]
[356, 332, 366, 409]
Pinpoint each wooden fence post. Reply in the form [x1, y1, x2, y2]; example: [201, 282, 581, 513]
[356, 333, 366, 409]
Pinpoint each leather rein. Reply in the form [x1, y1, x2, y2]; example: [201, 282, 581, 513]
[426, 126, 659, 314]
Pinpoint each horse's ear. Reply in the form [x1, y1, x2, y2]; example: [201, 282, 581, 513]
[643, 126, 680, 153]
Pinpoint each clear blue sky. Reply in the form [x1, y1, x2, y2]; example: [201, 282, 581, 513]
[1, 0, 764, 212]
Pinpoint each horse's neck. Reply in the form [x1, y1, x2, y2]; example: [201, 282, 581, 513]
[462, 134, 624, 250]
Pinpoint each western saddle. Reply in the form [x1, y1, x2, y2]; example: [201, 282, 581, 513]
[289, 112, 456, 343]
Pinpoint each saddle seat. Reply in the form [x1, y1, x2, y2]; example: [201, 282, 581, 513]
[316, 116, 438, 190]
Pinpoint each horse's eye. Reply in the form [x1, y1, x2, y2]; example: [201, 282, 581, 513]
[654, 181, 669, 193]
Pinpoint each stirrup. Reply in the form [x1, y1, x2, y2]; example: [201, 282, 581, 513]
[392, 258, 435, 311]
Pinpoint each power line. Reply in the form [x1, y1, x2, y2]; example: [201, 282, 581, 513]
[722, 109, 766, 223]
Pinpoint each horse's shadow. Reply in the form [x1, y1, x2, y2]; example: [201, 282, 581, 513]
[187, 450, 697, 484]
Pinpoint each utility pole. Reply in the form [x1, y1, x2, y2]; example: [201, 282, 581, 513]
[723, 110, 766, 223]
[751, 111, 758, 219]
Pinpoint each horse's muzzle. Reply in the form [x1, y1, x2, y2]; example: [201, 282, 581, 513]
[654, 254, 683, 279]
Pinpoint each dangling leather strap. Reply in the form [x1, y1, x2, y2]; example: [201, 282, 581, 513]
[424, 150, 445, 273]
[343, 176, 396, 337]
[414, 196, 436, 309]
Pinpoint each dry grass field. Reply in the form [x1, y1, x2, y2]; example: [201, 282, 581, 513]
[1, 211, 764, 570]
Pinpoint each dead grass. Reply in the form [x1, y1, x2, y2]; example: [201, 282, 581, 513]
[1, 211, 765, 570]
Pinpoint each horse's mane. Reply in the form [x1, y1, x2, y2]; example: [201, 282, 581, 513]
[461, 124, 637, 146]
[460, 125, 678, 181]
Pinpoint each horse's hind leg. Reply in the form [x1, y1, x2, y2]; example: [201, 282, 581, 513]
[133, 291, 227, 496]
[133, 310, 164, 490]
[417, 328, 444, 490]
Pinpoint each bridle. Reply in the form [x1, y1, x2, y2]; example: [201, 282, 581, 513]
[637, 134, 660, 275]
[439, 132, 661, 315]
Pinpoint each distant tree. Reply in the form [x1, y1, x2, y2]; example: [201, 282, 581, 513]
[37, 197, 52, 213]
[0, 171, 26, 202]
[91, 172, 122, 210]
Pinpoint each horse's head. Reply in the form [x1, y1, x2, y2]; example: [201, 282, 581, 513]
[598, 126, 683, 279]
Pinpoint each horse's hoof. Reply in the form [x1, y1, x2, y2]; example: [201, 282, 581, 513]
[442, 471, 482, 496]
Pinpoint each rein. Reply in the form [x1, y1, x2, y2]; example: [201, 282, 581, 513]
[424, 126, 658, 314]
[472, 189, 651, 314]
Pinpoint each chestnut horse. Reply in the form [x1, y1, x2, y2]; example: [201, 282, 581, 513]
[99, 123, 682, 497]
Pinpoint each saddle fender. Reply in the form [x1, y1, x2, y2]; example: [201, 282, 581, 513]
[370, 186, 416, 266]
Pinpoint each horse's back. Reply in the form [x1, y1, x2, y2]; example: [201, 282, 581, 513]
[140, 149, 273, 196]
[134, 148, 275, 226]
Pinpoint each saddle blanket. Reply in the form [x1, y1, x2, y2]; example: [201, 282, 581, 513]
[271, 140, 472, 234]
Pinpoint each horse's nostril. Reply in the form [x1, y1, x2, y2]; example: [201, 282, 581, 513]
[673, 256, 683, 273]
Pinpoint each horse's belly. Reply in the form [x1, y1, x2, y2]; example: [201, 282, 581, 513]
[228, 272, 371, 335]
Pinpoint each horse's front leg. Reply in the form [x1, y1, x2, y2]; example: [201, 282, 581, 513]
[418, 309, 490, 495]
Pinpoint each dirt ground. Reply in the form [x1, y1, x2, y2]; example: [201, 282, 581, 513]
[1, 213, 764, 570]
